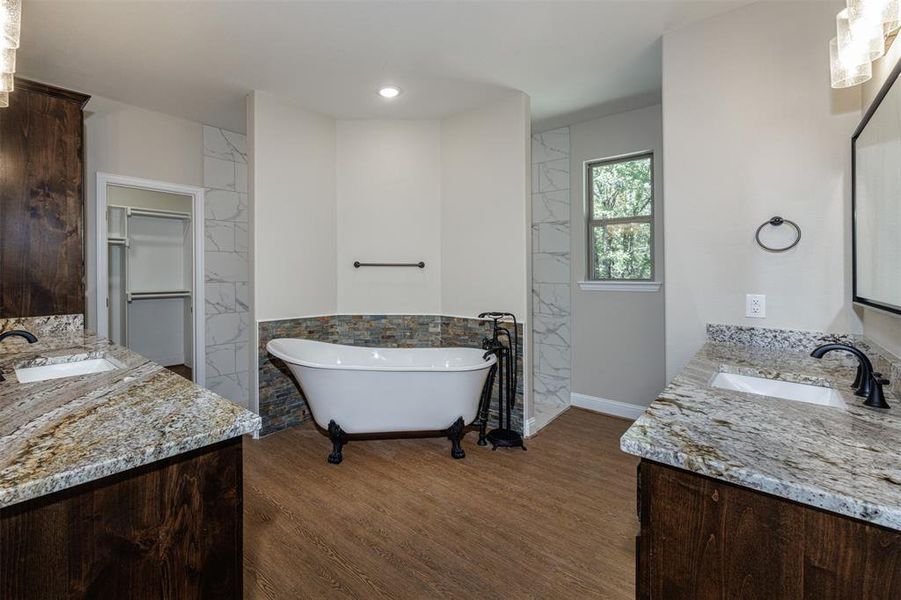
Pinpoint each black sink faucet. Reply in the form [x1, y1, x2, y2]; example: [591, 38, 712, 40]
[810, 343, 890, 409]
[0, 329, 38, 382]
[0, 330, 38, 344]
[810, 343, 874, 397]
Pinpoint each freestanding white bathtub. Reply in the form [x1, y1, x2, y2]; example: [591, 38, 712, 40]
[266, 338, 497, 463]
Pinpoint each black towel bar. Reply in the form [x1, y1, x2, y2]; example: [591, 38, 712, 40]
[353, 261, 425, 269]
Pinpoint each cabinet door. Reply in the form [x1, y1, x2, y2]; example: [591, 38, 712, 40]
[639, 460, 901, 599]
[0, 80, 89, 317]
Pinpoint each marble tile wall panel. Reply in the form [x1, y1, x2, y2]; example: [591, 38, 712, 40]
[203, 125, 250, 408]
[531, 128, 572, 429]
[205, 283, 236, 315]
[536, 159, 570, 192]
[257, 315, 523, 436]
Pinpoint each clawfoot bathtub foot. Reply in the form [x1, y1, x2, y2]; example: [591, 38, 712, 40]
[327, 420, 346, 464]
[446, 416, 466, 459]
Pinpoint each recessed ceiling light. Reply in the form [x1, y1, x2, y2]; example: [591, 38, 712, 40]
[378, 86, 402, 99]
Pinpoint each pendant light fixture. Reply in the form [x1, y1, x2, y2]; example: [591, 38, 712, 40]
[0, 0, 21, 107]
[0, 0, 20, 49]
[831, 36, 873, 88]
[831, 1, 901, 88]
[0, 47, 13, 73]
[838, 8, 884, 65]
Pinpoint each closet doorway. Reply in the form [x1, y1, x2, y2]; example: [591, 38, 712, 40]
[95, 173, 206, 385]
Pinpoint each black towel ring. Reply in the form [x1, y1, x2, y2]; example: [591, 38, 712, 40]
[755, 216, 801, 252]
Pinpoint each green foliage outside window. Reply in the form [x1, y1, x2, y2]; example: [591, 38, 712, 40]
[588, 155, 653, 280]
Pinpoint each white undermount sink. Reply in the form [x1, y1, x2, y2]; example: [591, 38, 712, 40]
[710, 372, 846, 409]
[15, 358, 120, 383]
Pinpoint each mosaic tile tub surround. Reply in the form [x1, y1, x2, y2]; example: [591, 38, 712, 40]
[258, 315, 524, 436]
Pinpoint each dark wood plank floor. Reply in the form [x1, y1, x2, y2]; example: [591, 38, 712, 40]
[165, 364, 192, 380]
[243, 408, 638, 599]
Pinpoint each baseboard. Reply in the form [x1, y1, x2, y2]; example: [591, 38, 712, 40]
[570, 393, 646, 420]
[526, 401, 570, 436]
[525, 417, 536, 438]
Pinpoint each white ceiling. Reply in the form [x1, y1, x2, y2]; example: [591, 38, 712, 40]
[17, 1, 747, 133]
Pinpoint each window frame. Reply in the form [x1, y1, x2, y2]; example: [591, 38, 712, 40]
[585, 151, 655, 282]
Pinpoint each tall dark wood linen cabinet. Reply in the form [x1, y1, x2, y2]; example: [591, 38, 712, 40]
[0, 79, 90, 318]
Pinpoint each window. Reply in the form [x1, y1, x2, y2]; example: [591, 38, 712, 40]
[586, 153, 654, 281]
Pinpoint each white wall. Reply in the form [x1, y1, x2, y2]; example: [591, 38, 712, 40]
[860, 36, 901, 357]
[663, 1, 862, 379]
[250, 91, 529, 322]
[570, 104, 665, 406]
[248, 91, 531, 416]
[84, 96, 203, 331]
[441, 92, 531, 319]
[250, 91, 337, 321]
[336, 120, 442, 313]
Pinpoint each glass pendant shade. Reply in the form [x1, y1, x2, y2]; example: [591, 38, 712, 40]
[0, 47, 14, 73]
[0, 0, 21, 50]
[0, 71, 12, 92]
[838, 8, 884, 65]
[0, 91, 7, 108]
[831, 37, 872, 88]
[848, 0, 901, 33]
[882, 0, 901, 32]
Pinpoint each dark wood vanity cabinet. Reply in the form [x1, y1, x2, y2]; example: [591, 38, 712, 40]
[0, 438, 244, 599]
[0, 79, 90, 318]
[636, 460, 901, 599]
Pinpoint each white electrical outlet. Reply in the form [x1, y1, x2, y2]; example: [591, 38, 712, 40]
[746, 294, 766, 319]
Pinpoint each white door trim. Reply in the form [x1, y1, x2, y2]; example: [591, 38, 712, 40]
[95, 172, 207, 386]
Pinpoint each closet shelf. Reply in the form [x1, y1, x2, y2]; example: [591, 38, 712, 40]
[126, 290, 192, 302]
[126, 206, 191, 220]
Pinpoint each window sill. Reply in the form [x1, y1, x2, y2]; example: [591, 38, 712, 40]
[578, 280, 662, 293]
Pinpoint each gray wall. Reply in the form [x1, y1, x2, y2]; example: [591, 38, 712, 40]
[569, 104, 665, 407]
[662, 2, 861, 380]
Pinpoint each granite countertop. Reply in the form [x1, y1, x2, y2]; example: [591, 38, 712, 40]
[621, 341, 901, 530]
[0, 329, 260, 508]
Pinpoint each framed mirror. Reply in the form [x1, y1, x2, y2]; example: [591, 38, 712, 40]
[853, 57, 901, 315]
